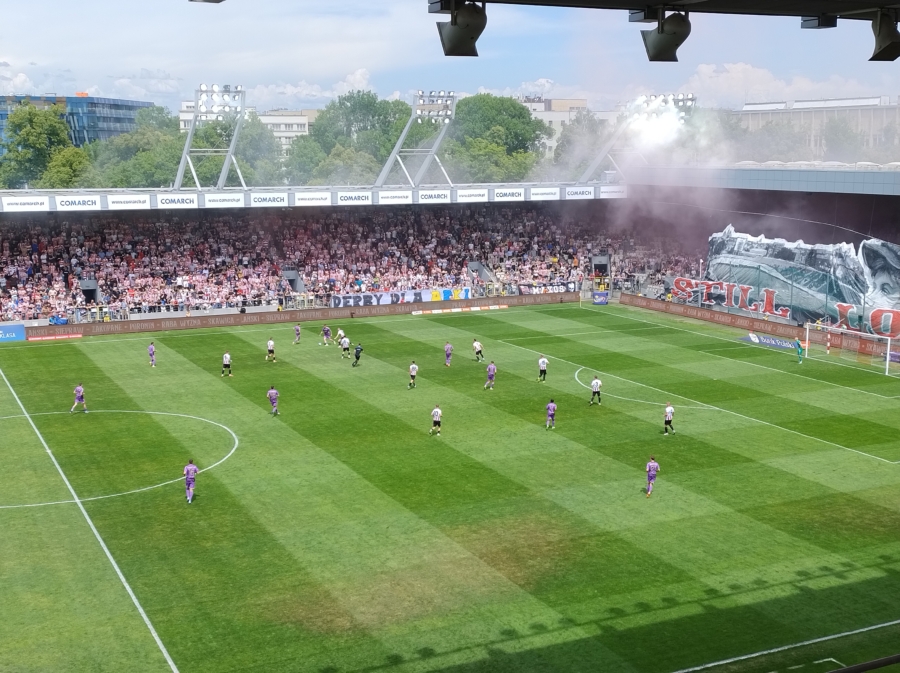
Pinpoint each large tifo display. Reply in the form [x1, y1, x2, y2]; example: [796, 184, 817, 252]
[670, 225, 900, 338]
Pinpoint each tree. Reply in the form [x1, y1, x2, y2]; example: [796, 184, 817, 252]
[823, 117, 863, 163]
[442, 137, 536, 183]
[286, 136, 327, 185]
[37, 146, 95, 188]
[310, 144, 381, 185]
[0, 103, 72, 188]
[451, 94, 552, 155]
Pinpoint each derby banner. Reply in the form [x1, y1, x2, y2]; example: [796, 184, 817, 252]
[330, 287, 471, 308]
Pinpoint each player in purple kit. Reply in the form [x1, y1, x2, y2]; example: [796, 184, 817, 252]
[484, 361, 497, 390]
[148, 342, 156, 367]
[646, 456, 660, 497]
[293, 324, 302, 345]
[321, 325, 333, 346]
[70, 384, 88, 413]
[267, 386, 279, 416]
[545, 399, 557, 430]
[444, 342, 453, 367]
[184, 459, 199, 503]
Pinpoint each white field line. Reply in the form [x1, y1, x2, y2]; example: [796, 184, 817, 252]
[573, 367, 711, 409]
[0, 370, 180, 672]
[498, 339, 896, 464]
[582, 305, 900, 399]
[0, 410, 239, 510]
[668, 619, 900, 673]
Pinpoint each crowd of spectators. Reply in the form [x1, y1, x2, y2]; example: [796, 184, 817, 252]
[0, 205, 704, 323]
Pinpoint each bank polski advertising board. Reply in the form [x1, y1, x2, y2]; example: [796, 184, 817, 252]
[204, 193, 245, 208]
[337, 191, 372, 206]
[107, 194, 152, 210]
[294, 191, 332, 207]
[330, 287, 472, 308]
[0, 324, 25, 342]
[2, 196, 50, 212]
[56, 196, 101, 211]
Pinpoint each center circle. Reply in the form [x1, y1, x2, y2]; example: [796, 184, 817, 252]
[0, 410, 239, 509]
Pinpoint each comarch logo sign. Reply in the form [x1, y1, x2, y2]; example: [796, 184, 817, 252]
[417, 190, 451, 204]
[0, 325, 25, 342]
[107, 194, 151, 210]
[565, 187, 594, 200]
[57, 196, 101, 211]
[2, 196, 50, 212]
[337, 191, 373, 205]
[204, 193, 245, 208]
[378, 191, 413, 205]
[251, 193, 288, 207]
[529, 188, 560, 201]
[456, 189, 489, 203]
[493, 188, 525, 202]
[294, 191, 332, 207]
[157, 194, 198, 209]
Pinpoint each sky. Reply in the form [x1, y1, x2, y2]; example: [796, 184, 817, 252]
[1, 0, 899, 113]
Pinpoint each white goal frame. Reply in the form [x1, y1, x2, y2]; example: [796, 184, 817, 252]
[804, 322, 893, 375]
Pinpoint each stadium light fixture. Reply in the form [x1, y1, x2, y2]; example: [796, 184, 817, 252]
[175, 83, 248, 191]
[640, 11, 691, 61]
[433, 1, 487, 56]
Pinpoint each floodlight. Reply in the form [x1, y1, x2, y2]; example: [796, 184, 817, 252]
[687, 100, 694, 106]
[437, 2, 487, 56]
[417, 109, 422, 115]
[200, 84, 208, 91]
[212, 84, 220, 92]
[439, 90, 445, 95]
[235, 85, 242, 91]
[680, 119, 686, 125]
[449, 91, 455, 96]
[417, 118, 423, 123]
[668, 94, 675, 100]
[687, 93, 694, 99]
[870, 14, 900, 59]
[223, 94, 230, 102]
[444, 118, 450, 124]
[223, 85, 231, 91]
[419, 98, 425, 104]
[641, 12, 691, 61]
[418, 89, 424, 95]
[216, 115, 224, 121]
[236, 106, 241, 112]
[200, 93, 208, 101]
[224, 106, 231, 112]
[199, 104, 208, 113]
[430, 90, 436, 95]
[212, 105, 222, 113]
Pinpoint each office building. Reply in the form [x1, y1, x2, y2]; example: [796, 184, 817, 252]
[0, 93, 154, 147]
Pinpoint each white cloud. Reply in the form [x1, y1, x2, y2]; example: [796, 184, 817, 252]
[1, 73, 35, 94]
[680, 63, 878, 109]
[244, 69, 373, 110]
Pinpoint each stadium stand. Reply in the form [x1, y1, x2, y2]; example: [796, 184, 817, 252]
[0, 205, 703, 322]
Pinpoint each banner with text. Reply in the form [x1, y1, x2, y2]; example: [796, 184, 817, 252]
[330, 287, 472, 308]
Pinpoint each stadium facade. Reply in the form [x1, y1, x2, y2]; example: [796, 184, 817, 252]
[0, 94, 154, 148]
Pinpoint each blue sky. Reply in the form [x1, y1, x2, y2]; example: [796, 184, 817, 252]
[1, 0, 897, 112]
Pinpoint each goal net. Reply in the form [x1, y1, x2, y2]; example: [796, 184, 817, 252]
[804, 323, 900, 375]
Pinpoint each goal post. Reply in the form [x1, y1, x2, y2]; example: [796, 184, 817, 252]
[804, 322, 896, 375]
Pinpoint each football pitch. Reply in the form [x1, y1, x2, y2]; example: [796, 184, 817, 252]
[4, 302, 900, 673]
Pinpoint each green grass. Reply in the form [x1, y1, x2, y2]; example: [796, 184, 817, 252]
[2, 302, 900, 673]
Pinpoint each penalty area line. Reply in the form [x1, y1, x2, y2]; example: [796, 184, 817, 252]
[0, 368, 180, 673]
[668, 618, 900, 673]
